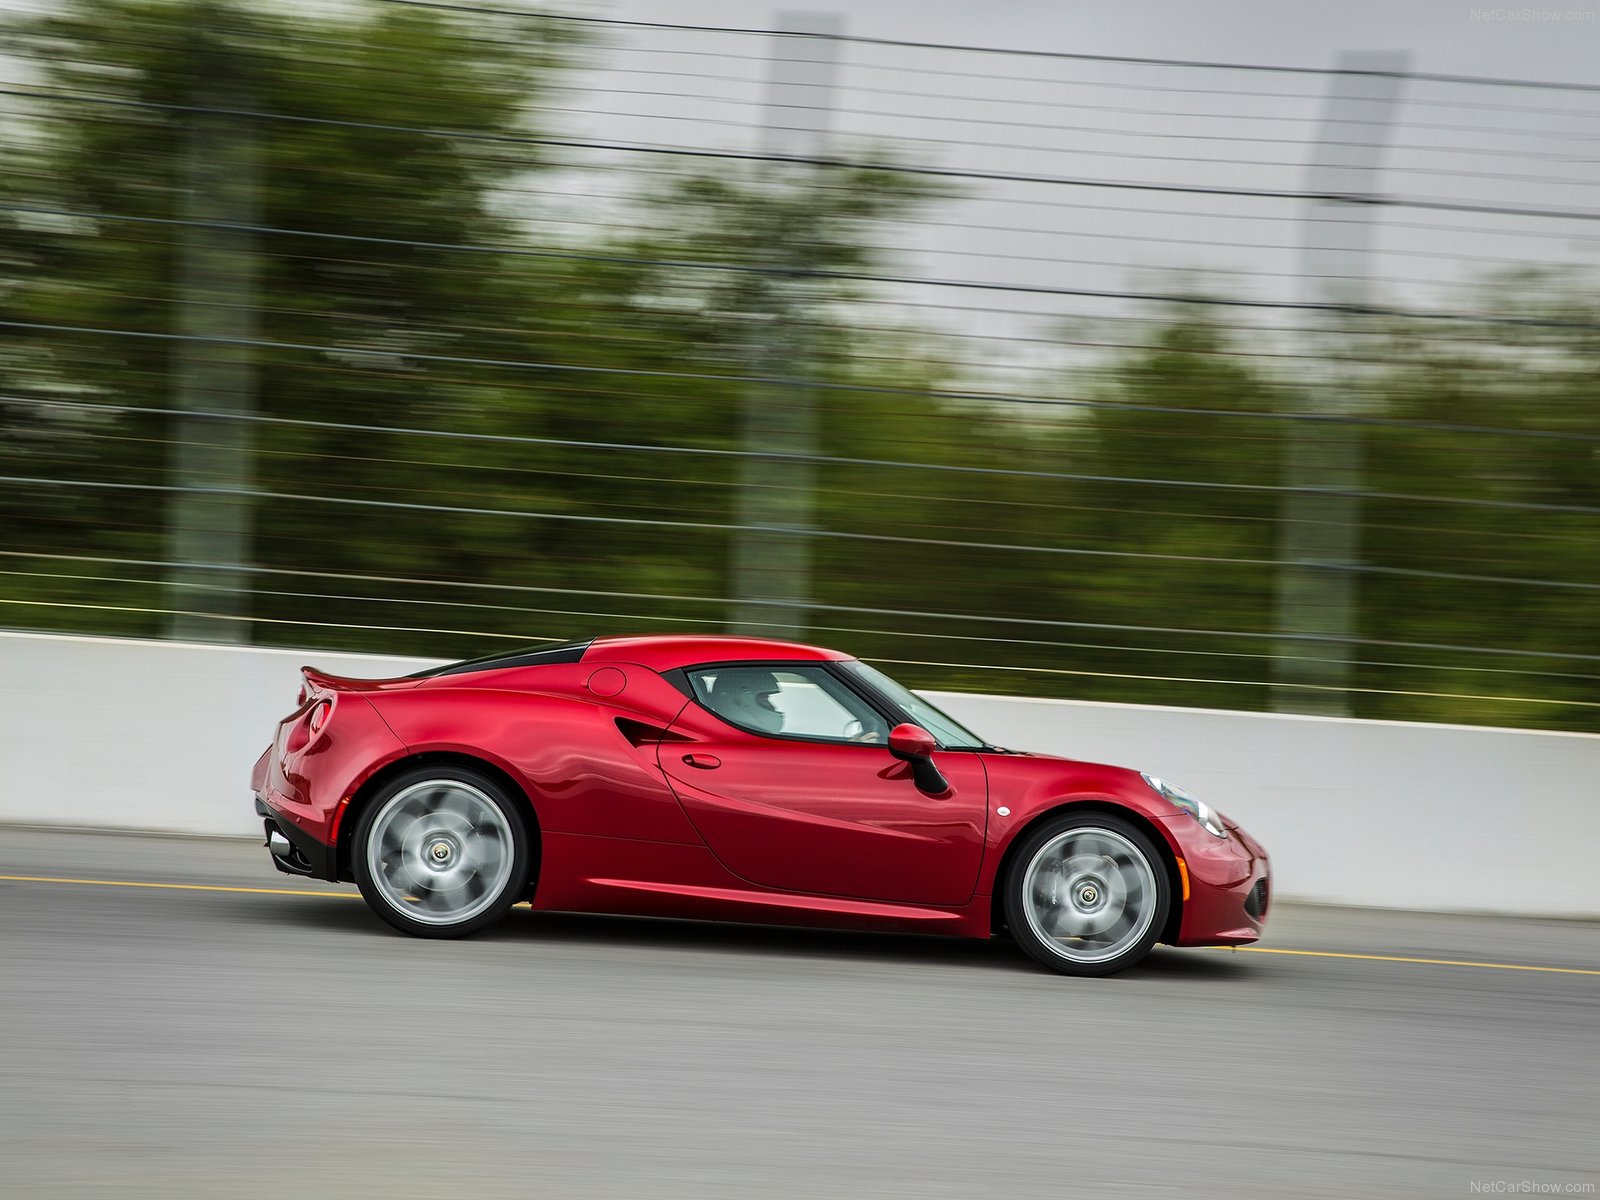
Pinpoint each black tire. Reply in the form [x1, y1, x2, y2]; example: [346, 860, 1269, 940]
[1003, 812, 1170, 977]
[351, 765, 531, 939]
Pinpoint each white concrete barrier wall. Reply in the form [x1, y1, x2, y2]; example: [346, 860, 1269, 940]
[3, 630, 1597, 917]
[0, 632, 435, 839]
[932, 691, 1600, 917]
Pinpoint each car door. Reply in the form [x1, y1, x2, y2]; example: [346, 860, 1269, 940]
[657, 663, 988, 906]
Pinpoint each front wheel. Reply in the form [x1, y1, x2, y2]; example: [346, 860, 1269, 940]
[1003, 813, 1170, 977]
[352, 766, 530, 938]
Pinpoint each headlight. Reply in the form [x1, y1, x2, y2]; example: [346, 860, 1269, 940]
[1141, 772, 1227, 839]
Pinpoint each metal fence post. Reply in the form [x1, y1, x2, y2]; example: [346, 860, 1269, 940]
[1272, 50, 1409, 714]
[165, 8, 260, 643]
[729, 11, 842, 638]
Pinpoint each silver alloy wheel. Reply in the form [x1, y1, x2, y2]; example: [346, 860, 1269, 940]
[1020, 826, 1158, 965]
[364, 779, 516, 927]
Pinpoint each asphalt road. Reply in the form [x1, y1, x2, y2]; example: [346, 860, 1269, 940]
[1, 828, 1595, 1199]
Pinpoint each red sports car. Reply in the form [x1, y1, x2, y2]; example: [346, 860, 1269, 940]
[252, 635, 1270, 975]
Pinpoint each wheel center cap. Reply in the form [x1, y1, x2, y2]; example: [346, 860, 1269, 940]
[431, 842, 451, 863]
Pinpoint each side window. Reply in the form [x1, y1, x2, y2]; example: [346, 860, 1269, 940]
[688, 665, 891, 744]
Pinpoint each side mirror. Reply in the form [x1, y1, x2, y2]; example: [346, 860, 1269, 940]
[888, 723, 950, 795]
[888, 723, 937, 761]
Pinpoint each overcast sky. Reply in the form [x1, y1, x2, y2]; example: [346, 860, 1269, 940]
[528, 1, 1600, 381]
[593, 0, 1600, 79]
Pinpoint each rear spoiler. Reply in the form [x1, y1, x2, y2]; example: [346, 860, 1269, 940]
[300, 665, 420, 697]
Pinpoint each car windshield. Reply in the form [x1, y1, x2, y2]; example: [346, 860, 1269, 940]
[840, 661, 988, 750]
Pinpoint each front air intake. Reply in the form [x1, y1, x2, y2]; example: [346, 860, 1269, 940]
[1244, 877, 1270, 921]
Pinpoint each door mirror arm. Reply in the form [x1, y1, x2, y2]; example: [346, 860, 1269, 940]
[888, 723, 950, 795]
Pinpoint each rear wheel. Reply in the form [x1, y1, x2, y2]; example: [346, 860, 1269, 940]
[352, 766, 530, 938]
[1003, 813, 1169, 977]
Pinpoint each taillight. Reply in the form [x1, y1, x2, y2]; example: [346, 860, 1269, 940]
[286, 696, 332, 753]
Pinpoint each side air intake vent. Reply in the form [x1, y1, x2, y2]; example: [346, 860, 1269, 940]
[614, 717, 692, 748]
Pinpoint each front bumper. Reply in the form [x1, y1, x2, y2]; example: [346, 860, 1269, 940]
[1162, 814, 1271, 946]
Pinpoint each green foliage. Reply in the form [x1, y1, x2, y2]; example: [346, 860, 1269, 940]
[1355, 282, 1600, 729]
[1, 1, 1595, 731]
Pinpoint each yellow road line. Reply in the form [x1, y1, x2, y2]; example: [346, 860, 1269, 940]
[0, 874, 355, 899]
[1226, 945, 1600, 977]
[2, 874, 1596, 976]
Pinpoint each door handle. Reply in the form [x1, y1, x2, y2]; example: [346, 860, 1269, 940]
[682, 753, 721, 770]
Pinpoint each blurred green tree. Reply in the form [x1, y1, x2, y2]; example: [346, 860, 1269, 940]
[2, 0, 575, 650]
[808, 311, 1289, 713]
[1356, 277, 1600, 729]
[1, 2, 1594, 731]
[0, 1, 954, 661]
